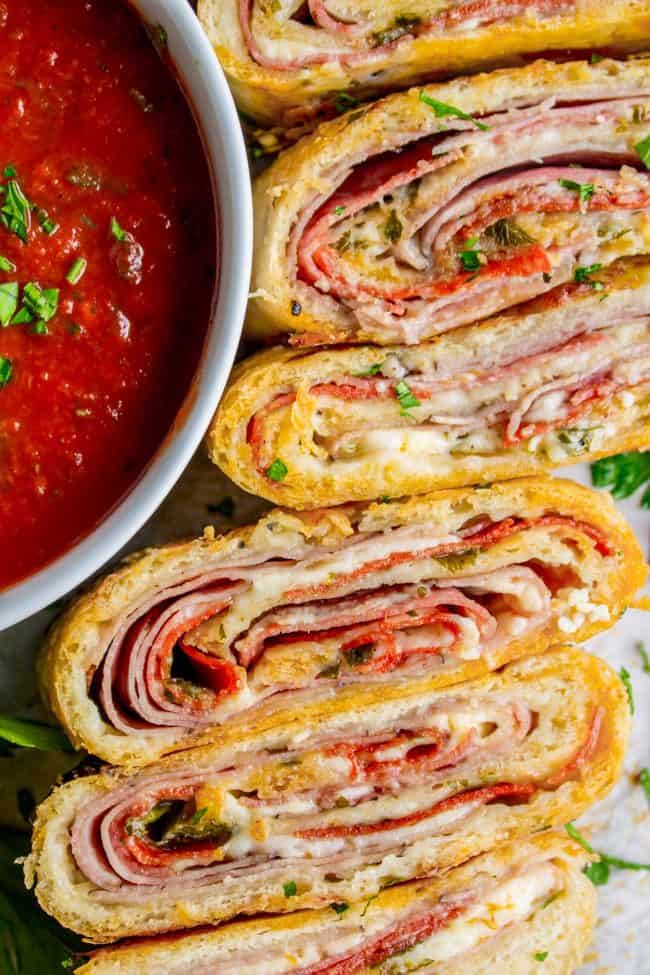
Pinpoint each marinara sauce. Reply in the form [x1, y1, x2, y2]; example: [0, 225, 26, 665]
[0, 0, 216, 591]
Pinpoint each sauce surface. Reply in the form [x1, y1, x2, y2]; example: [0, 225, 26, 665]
[0, 0, 216, 590]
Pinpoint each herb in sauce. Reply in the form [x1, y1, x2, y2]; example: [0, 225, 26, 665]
[0, 355, 12, 388]
[0, 255, 16, 272]
[110, 217, 129, 242]
[0, 179, 31, 242]
[33, 206, 59, 237]
[419, 91, 489, 131]
[0, 282, 18, 326]
[21, 282, 59, 324]
[66, 258, 88, 285]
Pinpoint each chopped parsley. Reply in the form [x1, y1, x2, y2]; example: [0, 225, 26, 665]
[66, 257, 88, 285]
[557, 428, 595, 456]
[639, 768, 650, 802]
[419, 90, 489, 131]
[0, 178, 31, 242]
[369, 15, 421, 47]
[534, 953, 549, 963]
[458, 237, 484, 271]
[283, 881, 297, 897]
[574, 263, 604, 290]
[21, 282, 59, 323]
[3, 165, 16, 178]
[619, 666, 634, 714]
[637, 641, 650, 674]
[0, 281, 18, 326]
[566, 822, 650, 885]
[354, 361, 384, 377]
[0, 355, 12, 388]
[333, 91, 359, 115]
[266, 458, 288, 481]
[33, 205, 59, 237]
[559, 178, 595, 205]
[635, 134, 650, 169]
[330, 902, 349, 915]
[382, 208, 403, 243]
[591, 451, 650, 507]
[0, 255, 16, 272]
[110, 216, 129, 242]
[333, 205, 346, 216]
[485, 219, 535, 247]
[395, 379, 420, 415]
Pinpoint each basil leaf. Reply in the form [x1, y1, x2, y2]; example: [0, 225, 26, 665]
[591, 451, 650, 506]
[0, 717, 73, 752]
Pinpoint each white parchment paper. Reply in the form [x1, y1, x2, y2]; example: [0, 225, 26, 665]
[0, 455, 647, 973]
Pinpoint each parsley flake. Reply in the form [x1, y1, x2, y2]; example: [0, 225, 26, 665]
[354, 362, 384, 377]
[419, 90, 489, 131]
[534, 952, 549, 962]
[639, 768, 650, 802]
[283, 881, 297, 897]
[110, 217, 129, 242]
[619, 666, 635, 714]
[395, 379, 420, 415]
[0, 355, 12, 388]
[574, 263, 604, 290]
[267, 458, 288, 481]
[559, 178, 596, 205]
[330, 902, 349, 915]
[635, 134, 650, 169]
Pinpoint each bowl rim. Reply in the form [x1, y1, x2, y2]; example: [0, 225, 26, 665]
[0, 0, 253, 631]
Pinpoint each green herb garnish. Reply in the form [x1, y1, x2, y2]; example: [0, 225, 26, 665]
[0, 716, 73, 752]
[0, 282, 18, 326]
[382, 209, 403, 243]
[639, 768, 650, 802]
[0, 356, 12, 388]
[636, 641, 650, 673]
[3, 165, 16, 178]
[620, 666, 635, 714]
[369, 15, 421, 47]
[0, 179, 31, 242]
[21, 282, 59, 323]
[574, 264, 604, 289]
[635, 134, 650, 169]
[330, 902, 349, 915]
[266, 458, 288, 481]
[485, 219, 535, 247]
[0, 255, 16, 272]
[559, 178, 596, 205]
[395, 379, 420, 415]
[110, 217, 129, 242]
[66, 258, 87, 285]
[33, 206, 59, 237]
[333, 92, 359, 115]
[566, 822, 650, 885]
[534, 953, 549, 963]
[591, 451, 650, 507]
[354, 362, 384, 377]
[419, 90, 489, 131]
[283, 881, 297, 898]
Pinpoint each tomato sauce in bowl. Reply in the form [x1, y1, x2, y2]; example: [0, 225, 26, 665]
[0, 0, 216, 591]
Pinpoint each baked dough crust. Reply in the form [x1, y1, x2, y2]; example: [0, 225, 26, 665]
[247, 56, 650, 344]
[210, 261, 650, 507]
[77, 831, 595, 973]
[36, 478, 645, 767]
[198, 0, 650, 126]
[27, 649, 622, 942]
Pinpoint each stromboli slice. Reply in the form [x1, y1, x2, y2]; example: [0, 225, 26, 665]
[75, 832, 595, 974]
[212, 260, 650, 506]
[27, 649, 625, 941]
[249, 56, 650, 345]
[198, 0, 650, 128]
[37, 478, 643, 766]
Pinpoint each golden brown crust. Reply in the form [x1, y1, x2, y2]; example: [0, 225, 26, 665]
[198, 0, 650, 126]
[36, 478, 645, 767]
[246, 55, 650, 344]
[209, 261, 650, 507]
[27, 649, 622, 942]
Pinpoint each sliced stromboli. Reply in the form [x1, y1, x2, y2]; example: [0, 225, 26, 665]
[248, 56, 650, 345]
[73, 831, 596, 974]
[211, 260, 650, 507]
[198, 0, 650, 128]
[37, 478, 643, 766]
[26, 649, 625, 941]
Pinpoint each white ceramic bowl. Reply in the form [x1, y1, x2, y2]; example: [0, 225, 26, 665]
[0, 0, 252, 630]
